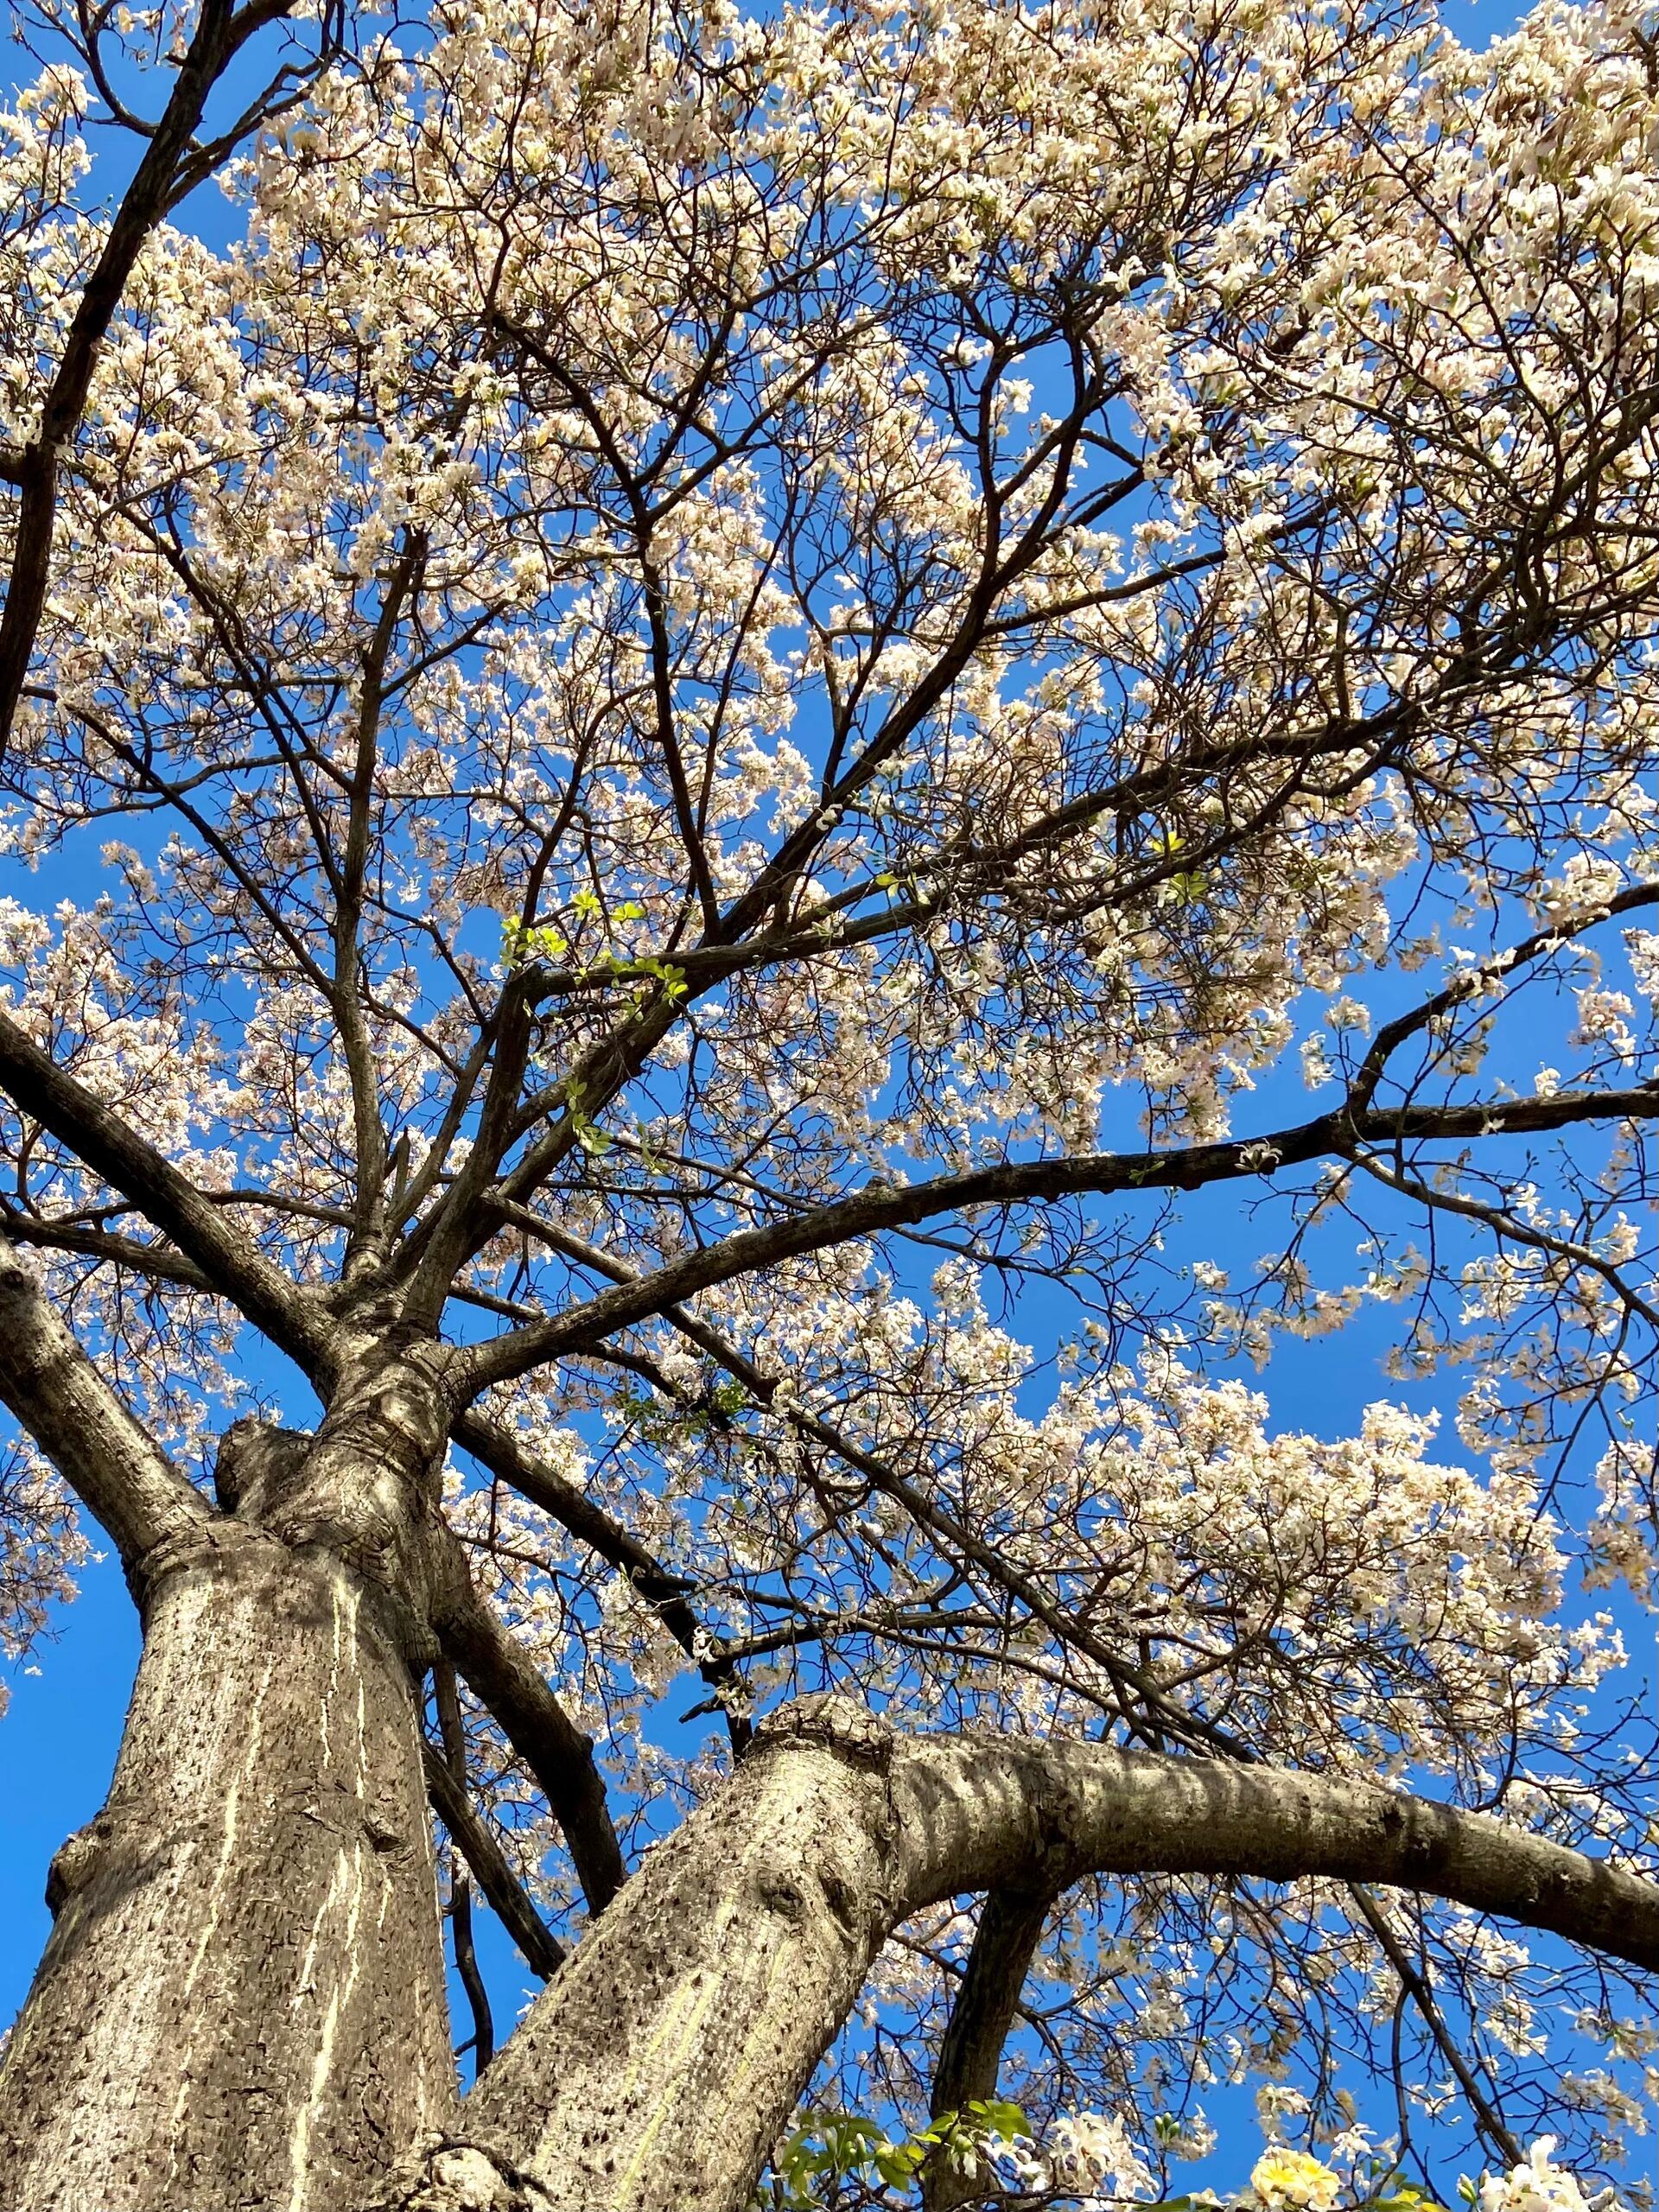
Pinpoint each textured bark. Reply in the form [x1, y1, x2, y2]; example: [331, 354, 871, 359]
[0, 1358, 465, 2212]
[361, 2135, 559, 2211]
[881, 1732, 1659, 1961]
[0, 1246, 208, 1577]
[410, 1700, 1659, 2212]
[0, 1515, 454, 2210]
[461, 1700, 899, 2212]
[4, 1381, 1658, 2212]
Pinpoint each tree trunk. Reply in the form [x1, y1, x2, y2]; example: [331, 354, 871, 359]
[365, 1697, 1659, 2212]
[7, 1366, 1659, 2212]
[0, 1511, 454, 2212]
[374, 1701, 901, 2212]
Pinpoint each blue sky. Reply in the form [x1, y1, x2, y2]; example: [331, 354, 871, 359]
[4, 0, 1647, 2193]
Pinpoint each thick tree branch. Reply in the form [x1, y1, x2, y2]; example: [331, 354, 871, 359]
[0, 1208, 212, 1289]
[923, 1886, 1056, 2212]
[423, 1741, 567, 1985]
[457, 1080, 1659, 1397]
[333, 537, 426, 1276]
[429, 1529, 626, 1916]
[397, 997, 683, 1291]
[0, 1008, 326, 1373]
[406, 982, 538, 1322]
[440, 870, 1658, 1351]
[883, 1727, 1659, 1958]
[460, 1701, 1659, 2212]
[0, 1243, 208, 1574]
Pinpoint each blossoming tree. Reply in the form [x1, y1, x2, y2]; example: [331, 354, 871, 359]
[0, 0, 1656, 2205]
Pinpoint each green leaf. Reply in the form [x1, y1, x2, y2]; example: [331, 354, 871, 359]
[966, 2099, 1029, 2140]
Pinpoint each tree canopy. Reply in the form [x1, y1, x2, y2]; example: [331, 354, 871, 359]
[0, 0, 1656, 2206]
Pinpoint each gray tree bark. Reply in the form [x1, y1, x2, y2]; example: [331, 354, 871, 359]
[0, 1258, 461, 2211]
[373, 1699, 1659, 2212]
[922, 1885, 1055, 2212]
[0, 1516, 454, 2210]
[2, 1247, 1657, 2212]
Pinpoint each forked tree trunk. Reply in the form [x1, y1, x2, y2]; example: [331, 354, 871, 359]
[6, 1386, 1659, 2212]
[0, 1510, 454, 2210]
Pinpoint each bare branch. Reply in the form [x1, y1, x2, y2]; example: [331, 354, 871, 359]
[422, 1739, 567, 1986]
[1344, 1883, 1522, 2170]
[924, 1887, 1057, 2212]
[0, 1208, 212, 1290]
[435, 1657, 496, 2069]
